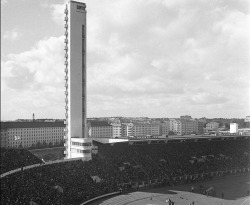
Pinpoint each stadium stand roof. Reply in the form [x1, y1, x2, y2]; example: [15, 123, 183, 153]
[93, 135, 250, 144]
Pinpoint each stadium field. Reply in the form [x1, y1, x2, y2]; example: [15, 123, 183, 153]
[92, 174, 250, 205]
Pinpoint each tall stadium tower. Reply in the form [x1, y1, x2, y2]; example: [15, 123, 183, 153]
[64, 0, 92, 160]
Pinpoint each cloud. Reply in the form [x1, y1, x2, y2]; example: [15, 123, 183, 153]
[50, 4, 65, 25]
[3, 29, 21, 41]
[1, 36, 65, 120]
[2, 0, 250, 120]
[86, 0, 250, 118]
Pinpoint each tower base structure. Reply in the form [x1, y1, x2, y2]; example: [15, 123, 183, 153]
[65, 138, 92, 160]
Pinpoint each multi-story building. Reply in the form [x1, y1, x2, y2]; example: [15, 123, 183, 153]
[180, 119, 199, 135]
[132, 123, 160, 137]
[197, 121, 204, 134]
[230, 123, 238, 134]
[64, 1, 92, 159]
[245, 116, 250, 128]
[169, 119, 181, 134]
[111, 123, 122, 138]
[0, 121, 64, 148]
[170, 119, 200, 135]
[160, 121, 170, 136]
[206, 122, 219, 132]
[88, 121, 112, 138]
[121, 123, 134, 137]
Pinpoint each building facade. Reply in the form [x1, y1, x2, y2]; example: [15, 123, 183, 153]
[169, 119, 200, 135]
[245, 116, 250, 128]
[0, 121, 64, 148]
[121, 123, 134, 137]
[206, 122, 219, 132]
[160, 121, 170, 136]
[132, 123, 161, 137]
[88, 121, 113, 138]
[197, 121, 204, 134]
[230, 123, 238, 134]
[111, 123, 122, 138]
[64, 1, 92, 160]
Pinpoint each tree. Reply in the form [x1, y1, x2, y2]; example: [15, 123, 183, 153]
[42, 140, 47, 148]
[29, 143, 36, 150]
[54, 140, 59, 147]
[36, 142, 42, 149]
[49, 142, 53, 148]
[59, 140, 64, 146]
[18, 143, 23, 148]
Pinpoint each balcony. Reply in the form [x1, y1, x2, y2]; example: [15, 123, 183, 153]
[65, 105, 68, 110]
[65, 98, 68, 103]
[64, 17, 68, 22]
[64, 38, 68, 44]
[64, 83, 68, 88]
[64, 46, 68, 51]
[64, 61, 68, 66]
[65, 53, 68, 59]
[65, 90, 68, 95]
[65, 68, 68, 73]
[65, 76, 68, 81]
[64, 24, 68, 29]
[64, 9, 68, 14]
[65, 31, 68, 37]
[65, 112, 68, 118]
[64, 120, 68, 125]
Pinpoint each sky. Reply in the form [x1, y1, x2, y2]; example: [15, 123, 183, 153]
[1, 0, 250, 120]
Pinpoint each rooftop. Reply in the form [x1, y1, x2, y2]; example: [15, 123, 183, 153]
[0, 121, 65, 129]
[88, 121, 111, 127]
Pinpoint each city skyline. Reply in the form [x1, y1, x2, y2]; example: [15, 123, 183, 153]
[1, 0, 250, 120]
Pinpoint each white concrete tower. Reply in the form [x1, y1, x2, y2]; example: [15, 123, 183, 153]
[64, 0, 92, 160]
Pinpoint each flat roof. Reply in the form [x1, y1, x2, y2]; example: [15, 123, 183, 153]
[88, 121, 112, 127]
[0, 121, 65, 129]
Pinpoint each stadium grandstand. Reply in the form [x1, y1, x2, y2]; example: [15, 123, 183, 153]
[0, 135, 250, 204]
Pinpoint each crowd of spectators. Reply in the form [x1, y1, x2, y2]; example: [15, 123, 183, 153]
[0, 148, 42, 174]
[1, 138, 250, 204]
[96, 139, 250, 184]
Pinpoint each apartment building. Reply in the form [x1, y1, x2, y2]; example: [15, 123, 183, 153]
[160, 121, 170, 136]
[0, 121, 64, 148]
[121, 123, 134, 137]
[88, 121, 112, 138]
[198, 121, 204, 134]
[180, 119, 198, 135]
[169, 119, 181, 134]
[206, 122, 219, 131]
[132, 123, 160, 137]
[169, 119, 201, 135]
[111, 123, 122, 138]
